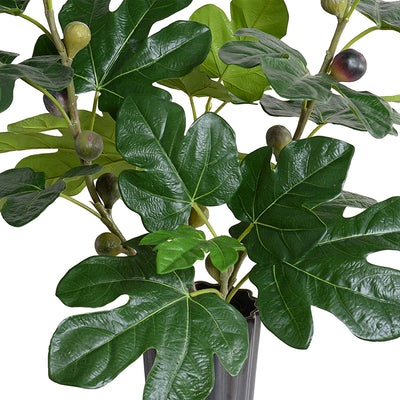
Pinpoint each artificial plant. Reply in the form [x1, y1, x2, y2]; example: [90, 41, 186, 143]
[1, 0, 400, 399]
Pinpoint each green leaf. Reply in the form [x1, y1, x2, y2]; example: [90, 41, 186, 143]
[117, 96, 241, 231]
[251, 197, 400, 348]
[332, 81, 398, 137]
[0, 55, 73, 113]
[260, 56, 332, 101]
[1, 111, 133, 195]
[0, 0, 29, 13]
[159, 67, 233, 102]
[228, 137, 355, 263]
[50, 243, 249, 399]
[356, 0, 400, 32]
[0, 165, 100, 226]
[142, 226, 245, 273]
[58, 0, 211, 115]
[189, 1, 290, 102]
[0, 50, 18, 63]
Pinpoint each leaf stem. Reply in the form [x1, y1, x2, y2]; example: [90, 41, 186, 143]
[228, 250, 248, 291]
[237, 222, 254, 243]
[190, 288, 224, 299]
[205, 96, 213, 112]
[214, 102, 227, 114]
[192, 203, 218, 238]
[18, 13, 53, 40]
[308, 122, 327, 138]
[226, 272, 250, 303]
[60, 193, 101, 218]
[90, 91, 100, 131]
[189, 96, 197, 120]
[341, 26, 379, 51]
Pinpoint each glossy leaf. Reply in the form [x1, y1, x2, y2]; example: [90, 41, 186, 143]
[0, 0, 29, 13]
[0, 50, 18, 63]
[1, 111, 133, 195]
[251, 197, 400, 348]
[117, 96, 241, 231]
[0, 55, 73, 113]
[228, 137, 354, 263]
[189, 0, 289, 102]
[260, 57, 332, 101]
[58, 0, 211, 115]
[50, 243, 249, 399]
[0, 165, 100, 226]
[142, 226, 245, 273]
[356, 0, 400, 32]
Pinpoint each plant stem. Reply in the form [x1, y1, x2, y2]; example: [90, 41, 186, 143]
[192, 203, 218, 238]
[60, 193, 101, 218]
[189, 96, 197, 120]
[228, 250, 247, 291]
[205, 96, 213, 112]
[214, 102, 227, 114]
[293, 12, 351, 140]
[341, 26, 379, 51]
[308, 122, 327, 138]
[226, 272, 250, 303]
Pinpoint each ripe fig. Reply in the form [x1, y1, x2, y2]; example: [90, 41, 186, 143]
[266, 125, 292, 158]
[95, 232, 123, 256]
[43, 89, 69, 118]
[95, 173, 120, 209]
[63, 21, 91, 58]
[330, 49, 367, 82]
[189, 205, 209, 228]
[321, 0, 349, 18]
[74, 130, 103, 162]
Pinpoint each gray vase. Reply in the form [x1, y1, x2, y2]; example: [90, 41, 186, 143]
[143, 283, 261, 400]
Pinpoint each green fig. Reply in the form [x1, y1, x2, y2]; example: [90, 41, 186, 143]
[95, 173, 120, 209]
[74, 130, 103, 162]
[95, 232, 123, 256]
[266, 125, 292, 158]
[189, 205, 209, 228]
[63, 21, 91, 58]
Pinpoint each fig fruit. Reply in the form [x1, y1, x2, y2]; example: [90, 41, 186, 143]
[330, 49, 367, 82]
[74, 130, 103, 162]
[63, 21, 91, 58]
[266, 125, 292, 158]
[43, 89, 69, 118]
[95, 232, 123, 256]
[205, 255, 220, 282]
[189, 205, 209, 228]
[95, 173, 120, 209]
[321, 0, 349, 18]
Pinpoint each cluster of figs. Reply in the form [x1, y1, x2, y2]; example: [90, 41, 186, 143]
[43, 0, 367, 256]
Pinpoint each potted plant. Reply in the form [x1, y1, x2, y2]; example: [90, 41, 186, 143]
[1, 0, 400, 399]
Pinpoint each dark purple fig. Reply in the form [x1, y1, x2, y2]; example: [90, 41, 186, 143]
[189, 205, 209, 228]
[95, 173, 120, 209]
[266, 125, 292, 158]
[43, 89, 69, 118]
[95, 232, 123, 256]
[74, 130, 103, 162]
[330, 49, 367, 82]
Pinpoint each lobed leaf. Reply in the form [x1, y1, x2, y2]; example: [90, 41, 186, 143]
[0, 0, 29, 13]
[356, 0, 400, 32]
[50, 243, 249, 399]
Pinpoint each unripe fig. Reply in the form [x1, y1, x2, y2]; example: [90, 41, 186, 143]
[321, 0, 349, 18]
[205, 255, 220, 282]
[95, 232, 123, 256]
[189, 205, 209, 228]
[43, 89, 69, 118]
[63, 21, 91, 58]
[95, 173, 120, 209]
[330, 49, 367, 82]
[266, 125, 292, 158]
[74, 130, 103, 162]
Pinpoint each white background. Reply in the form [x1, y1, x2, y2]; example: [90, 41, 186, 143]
[1, 0, 400, 399]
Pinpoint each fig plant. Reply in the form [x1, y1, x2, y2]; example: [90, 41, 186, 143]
[1, 0, 400, 399]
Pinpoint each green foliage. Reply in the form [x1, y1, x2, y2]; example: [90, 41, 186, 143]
[356, 0, 400, 31]
[50, 242, 249, 399]
[116, 95, 241, 231]
[0, 0, 29, 14]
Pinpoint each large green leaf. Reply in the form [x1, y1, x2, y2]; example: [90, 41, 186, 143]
[50, 243, 249, 400]
[57, 0, 211, 115]
[0, 55, 73, 113]
[251, 196, 400, 349]
[189, 0, 288, 102]
[117, 96, 241, 231]
[228, 137, 354, 263]
[0, 0, 29, 13]
[0, 165, 101, 226]
[0, 50, 18, 63]
[356, 0, 400, 32]
[141, 225, 245, 273]
[1, 111, 133, 195]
